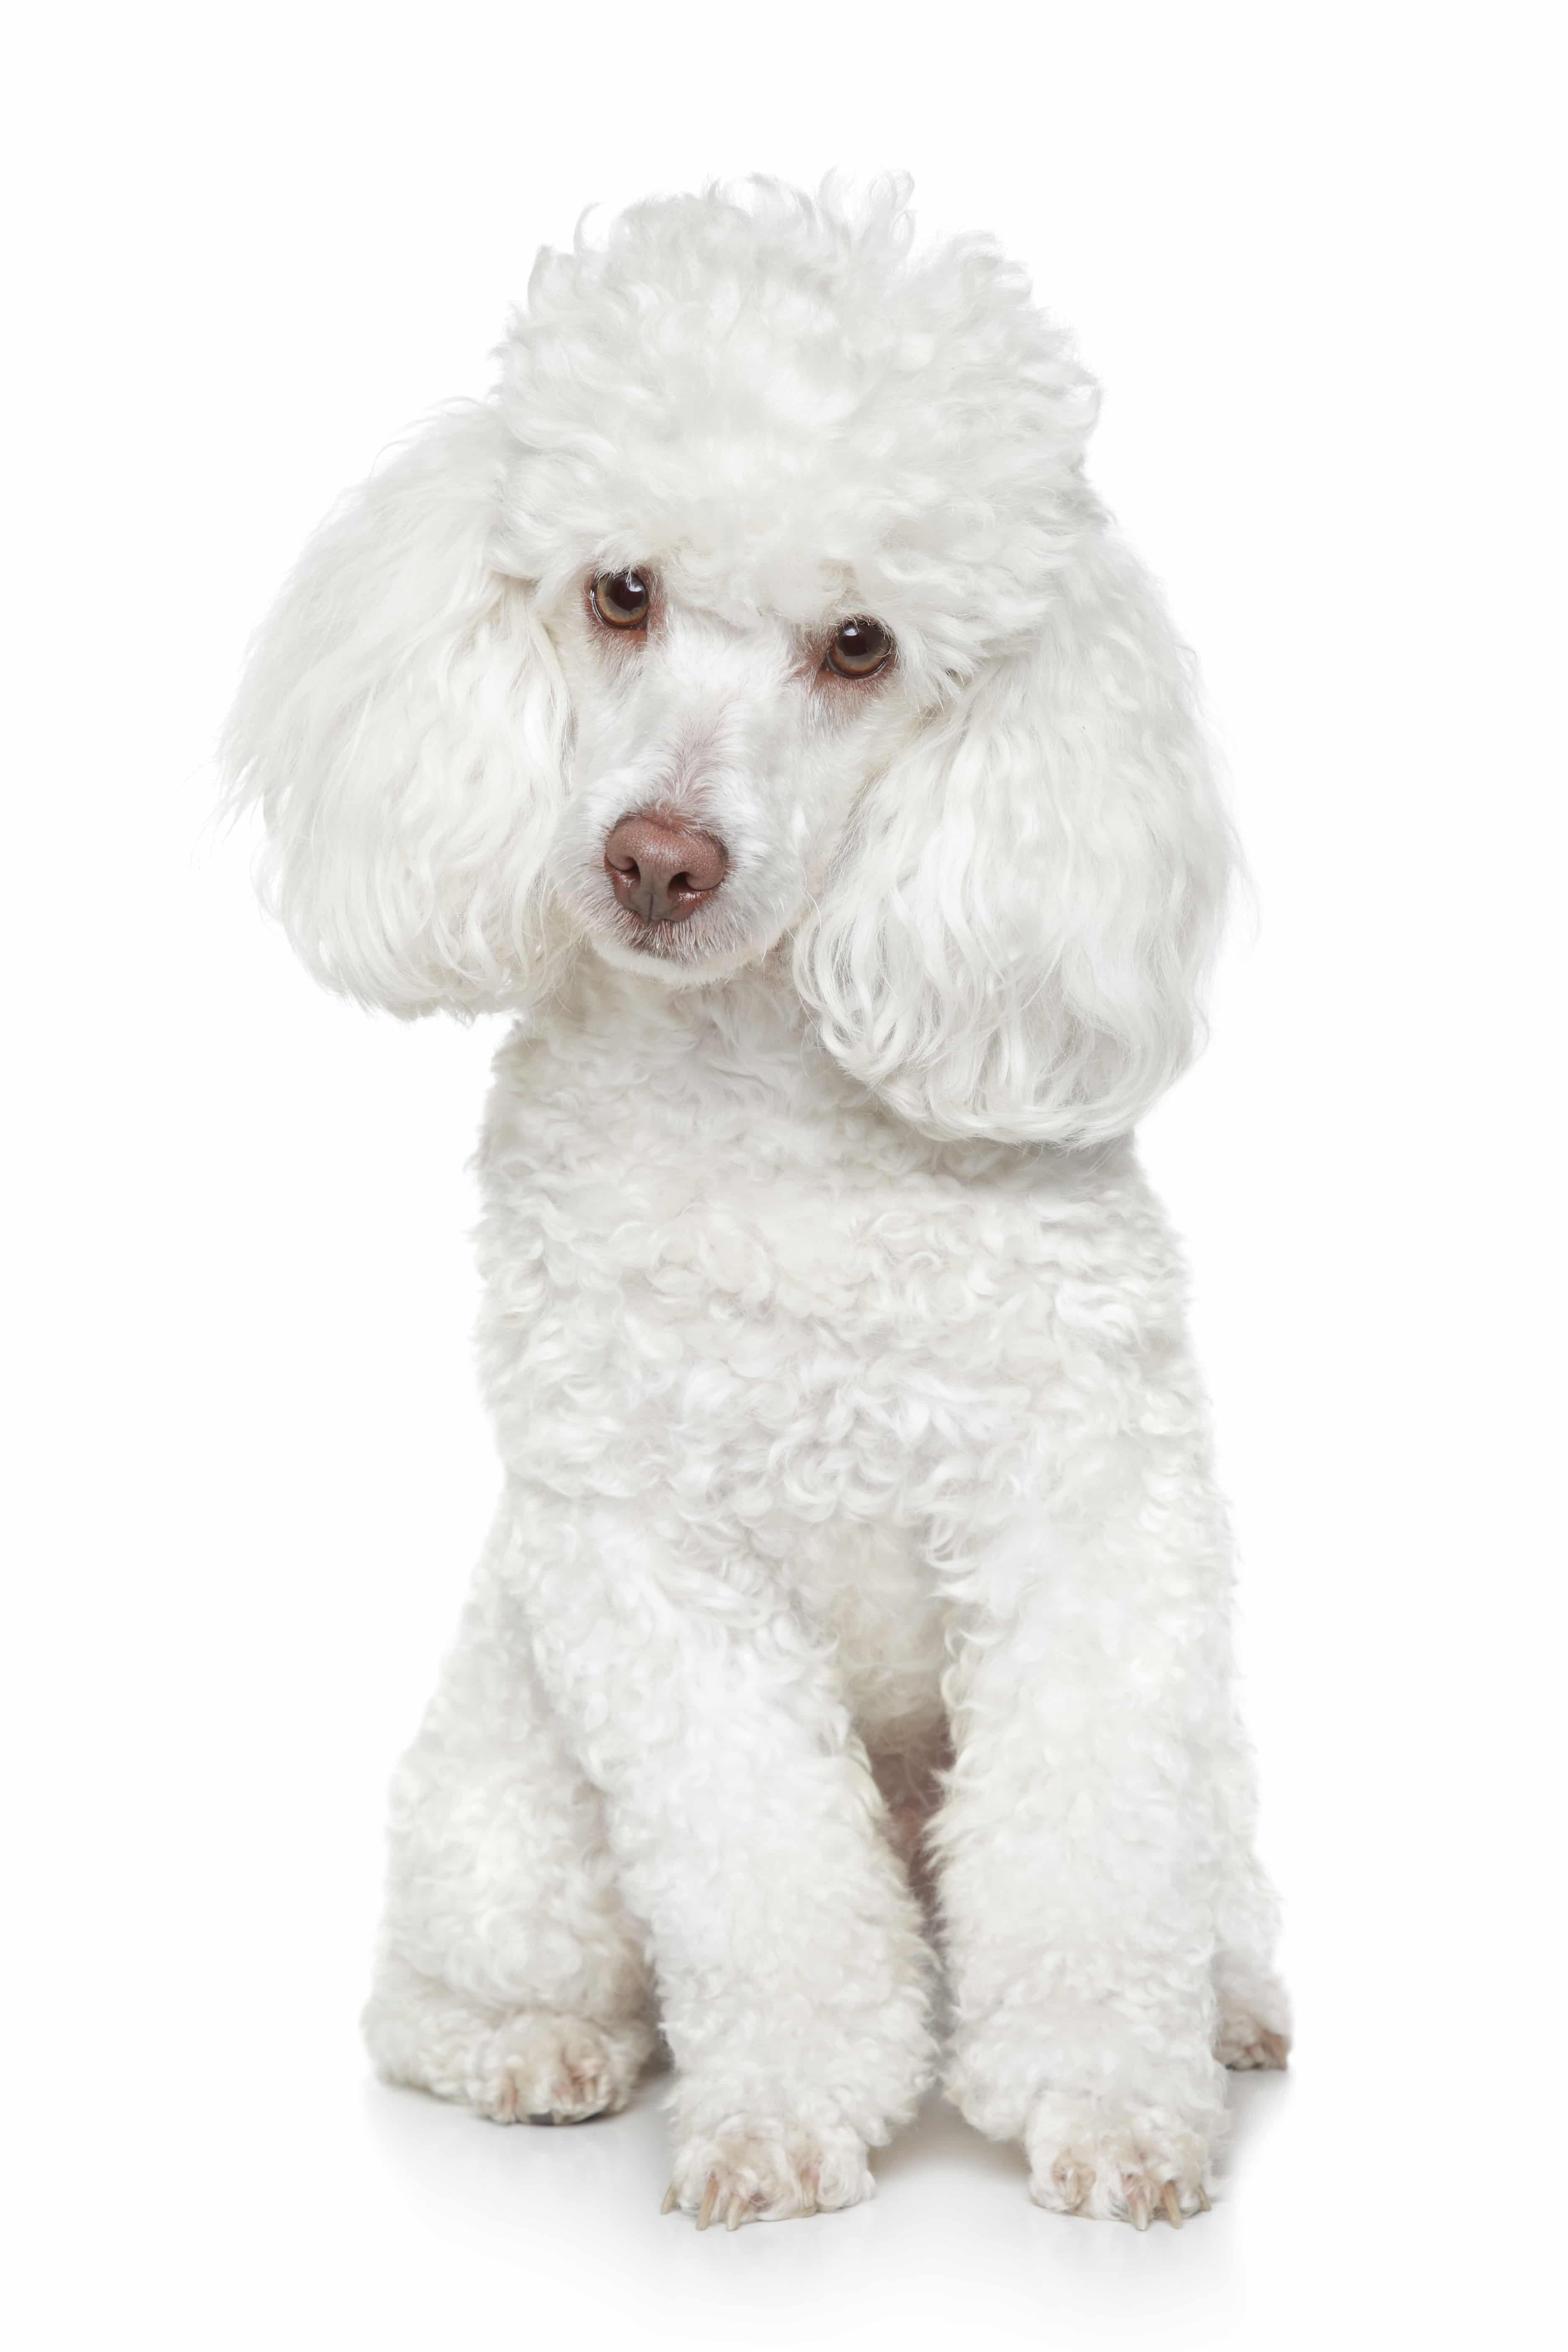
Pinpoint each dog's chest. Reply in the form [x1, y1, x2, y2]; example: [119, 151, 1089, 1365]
[475, 1011, 1186, 1733]
[480, 1014, 1173, 1475]
[485, 1080, 1093, 1377]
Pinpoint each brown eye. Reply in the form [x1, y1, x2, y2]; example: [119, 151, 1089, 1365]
[826, 615, 893, 678]
[591, 568, 652, 630]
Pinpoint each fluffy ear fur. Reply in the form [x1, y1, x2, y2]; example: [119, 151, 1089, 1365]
[221, 402, 566, 1015]
[795, 526, 1236, 1148]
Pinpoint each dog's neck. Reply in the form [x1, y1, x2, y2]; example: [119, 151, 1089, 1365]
[522, 946, 1117, 1195]
[556, 940, 814, 1069]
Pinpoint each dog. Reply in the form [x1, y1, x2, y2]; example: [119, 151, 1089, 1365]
[224, 177, 1289, 2231]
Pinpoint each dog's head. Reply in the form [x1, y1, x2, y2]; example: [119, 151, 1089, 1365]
[225, 180, 1234, 1146]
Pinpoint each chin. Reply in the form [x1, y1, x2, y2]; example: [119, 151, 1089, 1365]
[582, 914, 776, 988]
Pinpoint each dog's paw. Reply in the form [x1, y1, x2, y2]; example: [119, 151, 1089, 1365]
[1215, 2012, 1290, 2071]
[1026, 2100, 1216, 2227]
[1213, 1960, 1291, 2070]
[467, 2010, 647, 2125]
[661, 2118, 872, 2230]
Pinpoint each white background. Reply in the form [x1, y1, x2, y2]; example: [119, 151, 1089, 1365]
[6, 4, 1563, 2345]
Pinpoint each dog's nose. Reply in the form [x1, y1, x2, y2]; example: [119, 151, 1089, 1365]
[603, 813, 728, 925]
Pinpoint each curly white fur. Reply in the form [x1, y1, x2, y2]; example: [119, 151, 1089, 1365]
[224, 176, 1287, 2231]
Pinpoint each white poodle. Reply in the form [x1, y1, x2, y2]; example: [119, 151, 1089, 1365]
[224, 178, 1288, 2232]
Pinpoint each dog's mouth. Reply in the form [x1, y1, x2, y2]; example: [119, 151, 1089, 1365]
[604, 901, 721, 960]
[580, 855, 797, 988]
[579, 864, 752, 979]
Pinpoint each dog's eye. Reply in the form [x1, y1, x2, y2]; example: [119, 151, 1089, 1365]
[826, 616, 893, 678]
[591, 569, 652, 630]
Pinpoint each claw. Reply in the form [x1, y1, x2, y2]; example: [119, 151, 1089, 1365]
[696, 2176, 718, 2231]
[1160, 2184, 1184, 2229]
[1196, 2184, 1211, 2213]
[1052, 2160, 1089, 2214]
[1128, 2187, 1151, 2231]
[660, 2183, 678, 2215]
[725, 2195, 745, 2232]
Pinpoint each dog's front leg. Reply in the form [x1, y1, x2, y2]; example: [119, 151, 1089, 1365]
[509, 1487, 936, 2228]
[934, 1474, 1236, 2227]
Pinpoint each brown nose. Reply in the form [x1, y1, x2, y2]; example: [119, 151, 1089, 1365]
[603, 813, 728, 925]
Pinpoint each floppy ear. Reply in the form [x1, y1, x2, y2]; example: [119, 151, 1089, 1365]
[795, 528, 1236, 1147]
[222, 402, 567, 1015]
